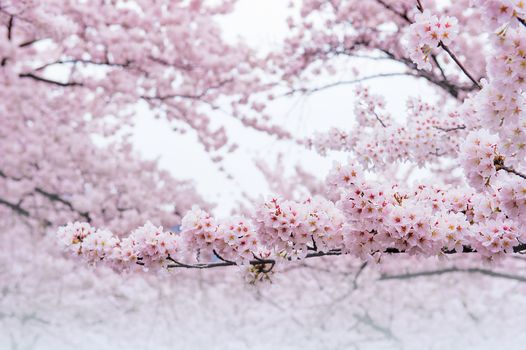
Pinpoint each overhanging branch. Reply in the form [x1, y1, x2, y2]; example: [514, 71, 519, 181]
[164, 244, 526, 270]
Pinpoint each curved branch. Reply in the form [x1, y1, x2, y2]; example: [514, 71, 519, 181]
[283, 72, 418, 97]
[166, 250, 342, 269]
[438, 42, 482, 89]
[163, 245, 526, 270]
[434, 125, 466, 132]
[380, 267, 526, 283]
[496, 165, 526, 180]
[0, 170, 91, 222]
[34, 188, 92, 223]
[0, 197, 30, 217]
[18, 73, 83, 87]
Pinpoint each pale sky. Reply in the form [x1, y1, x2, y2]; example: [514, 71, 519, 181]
[132, 0, 436, 215]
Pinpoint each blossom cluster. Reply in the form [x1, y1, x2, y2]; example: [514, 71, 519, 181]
[498, 175, 526, 226]
[479, 28, 526, 163]
[405, 10, 459, 70]
[49, 0, 526, 274]
[472, 0, 526, 29]
[254, 196, 345, 259]
[57, 160, 526, 269]
[57, 221, 179, 270]
[307, 90, 463, 170]
[460, 130, 501, 190]
[471, 219, 521, 257]
[181, 206, 260, 264]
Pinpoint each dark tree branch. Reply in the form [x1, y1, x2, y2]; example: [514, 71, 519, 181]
[416, 0, 424, 12]
[0, 169, 92, 222]
[7, 15, 13, 41]
[213, 250, 236, 264]
[431, 54, 448, 81]
[496, 164, 526, 180]
[434, 125, 466, 132]
[379, 49, 464, 99]
[1, 16, 14, 66]
[18, 73, 83, 87]
[0, 197, 30, 217]
[19, 38, 44, 48]
[34, 188, 92, 222]
[372, 111, 387, 128]
[166, 250, 342, 269]
[142, 79, 233, 101]
[34, 59, 131, 71]
[163, 245, 526, 270]
[438, 42, 482, 89]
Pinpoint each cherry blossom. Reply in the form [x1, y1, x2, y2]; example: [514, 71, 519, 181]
[405, 10, 459, 70]
[4, 1, 526, 347]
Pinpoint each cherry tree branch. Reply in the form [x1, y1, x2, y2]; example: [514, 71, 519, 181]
[6, 15, 13, 41]
[414, 0, 482, 89]
[416, 0, 424, 12]
[380, 267, 526, 283]
[372, 111, 387, 128]
[437, 42, 482, 89]
[141, 79, 233, 101]
[18, 38, 45, 48]
[379, 49, 471, 99]
[166, 251, 342, 269]
[0, 197, 30, 218]
[18, 73, 83, 87]
[34, 59, 132, 71]
[163, 245, 526, 270]
[0, 170, 92, 222]
[433, 125, 466, 132]
[375, 0, 411, 22]
[496, 164, 526, 180]
[283, 72, 419, 97]
[374, 0, 482, 90]
[34, 188, 92, 223]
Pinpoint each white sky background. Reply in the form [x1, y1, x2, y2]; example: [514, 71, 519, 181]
[132, 0, 437, 216]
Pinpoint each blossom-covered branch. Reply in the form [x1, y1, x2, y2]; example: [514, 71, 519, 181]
[58, 159, 526, 273]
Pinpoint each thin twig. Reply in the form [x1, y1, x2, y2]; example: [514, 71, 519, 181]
[438, 42, 482, 89]
[7, 15, 13, 41]
[18, 73, 83, 87]
[433, 125, 466, 132]
[413, 0, 482, 89]
[283, 72, 417, 97]
[213, 250, 236, 264]
[380, 267, 526, 283]
[372, 111, 387, 128]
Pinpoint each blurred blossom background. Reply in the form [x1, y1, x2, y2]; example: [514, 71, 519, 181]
[2, 1, 526, 349]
